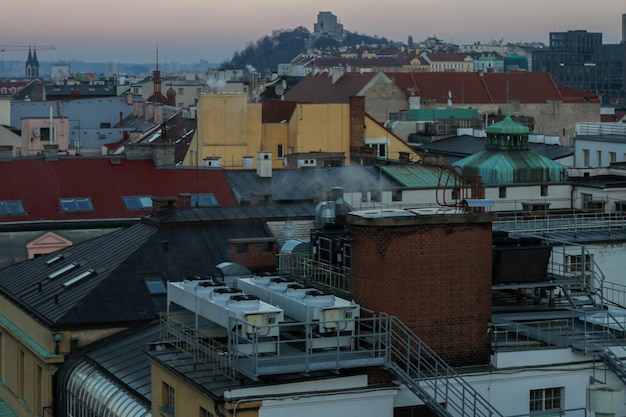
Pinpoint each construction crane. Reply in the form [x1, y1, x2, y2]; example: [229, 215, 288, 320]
[0, 45, 56, 76]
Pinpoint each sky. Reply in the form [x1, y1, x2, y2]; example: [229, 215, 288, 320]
[2, 0, 625, 65]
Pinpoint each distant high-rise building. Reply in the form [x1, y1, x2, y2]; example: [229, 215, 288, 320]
[532, 19, 626, 106]
[25, 47, 39, 79]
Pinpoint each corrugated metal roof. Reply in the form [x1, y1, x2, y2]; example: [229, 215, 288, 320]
[379, 165, 445, 188]
[0, 203, 320, 328]
[225, 167, 400, 203]
[0, 400, 17, 417]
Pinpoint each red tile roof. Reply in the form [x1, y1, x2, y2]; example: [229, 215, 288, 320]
[262, 101, 297, 123]
[386, 72, 599, 104]
[0, 157, 238, 222]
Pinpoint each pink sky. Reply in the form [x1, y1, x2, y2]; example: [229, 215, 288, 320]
[2, 0, 625, 64]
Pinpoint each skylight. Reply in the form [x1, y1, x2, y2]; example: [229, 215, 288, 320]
[191, 193, 219, 208]
[0, 200, 26, 216]
[48, 263, 79, 280]
[45, 254, 65, 266]
[145, 279, 167, 295]
[123, 196, 153, 210]
[59, 198, 94, 213]
[62, 269, 97, 288]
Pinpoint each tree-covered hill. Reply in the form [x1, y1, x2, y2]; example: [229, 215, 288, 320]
[224, 27, 395, 75]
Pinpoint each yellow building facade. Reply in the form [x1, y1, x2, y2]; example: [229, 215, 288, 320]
[185, 93, 420, 169]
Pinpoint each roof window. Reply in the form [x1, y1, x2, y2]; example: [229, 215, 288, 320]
[63, 269, 97, 288]
[123, 196, 153, 210]
[48, 262, 79, 280]
[191, 193, 219, 208]
[0, 200, 26, 216]
[59, 198, 94, 213]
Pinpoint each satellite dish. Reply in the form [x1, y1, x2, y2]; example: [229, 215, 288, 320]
[447, 90, 452, 107]
[281, 79, 287, 89]
[33, 124, 40, 137]
[275, 84, 285, 96]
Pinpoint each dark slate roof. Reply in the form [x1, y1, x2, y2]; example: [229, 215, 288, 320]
[0, 157, 237, 222]
[262, 101, 297, 123]
[416, 135, 573, 164]
[225, 166, 401, 203]
[284, 72, 378, 103]
[0, 203, 317, 329]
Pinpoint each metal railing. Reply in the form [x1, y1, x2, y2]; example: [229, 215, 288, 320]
[383, 313, 503, 417]
[495, 212, 626, 235]
[278, 253, 350, 292]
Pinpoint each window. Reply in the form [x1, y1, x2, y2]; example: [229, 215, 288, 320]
[610, 151, 617, 163]
[582, 149, 589, 167]
[370, 190, 381, 202]
[530, 387, 563, 415]
[200, 407, 214, 417]
[260, 241, 274, 252]
[236, 243, 249, 253]
[191, 193, 219, 207]
[277, 144, 284, 158]
[540, 185, 548, 197]
[145, 279, 167, 295]
[366, 143, 386, 158]
[162, 383, 175, 416]
[0, 200, 26, 216]
[177, 88, 184, 95]
[392, 190, 403, 202]
[597, 150, 602, 166]
[123, 196, 153, 210]
[361, 191, 368, 202]
[499, 187, 507, 198]
[566, 254, 593, 278]
[59, 197, 94, 213]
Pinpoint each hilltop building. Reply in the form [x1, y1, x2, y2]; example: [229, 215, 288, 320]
[311, 11, 344, 44]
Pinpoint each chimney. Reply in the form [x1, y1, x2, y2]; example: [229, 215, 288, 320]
[154, 103, 164, 126]
[0, 145, 14, 162]
[349, 96, 366, 150]
[126, 91, 133, 105]
[178, 193, 192, 209]
[145, 102, 154, 122]
[137, 100, 145, 119]
[43, 144, 59, 161]
[151, 196, 177, 217]
[256, 151, 272, 178]
[151, 143, 176, 167]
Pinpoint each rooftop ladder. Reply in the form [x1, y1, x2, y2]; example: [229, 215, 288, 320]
[382, 314, 503, 417]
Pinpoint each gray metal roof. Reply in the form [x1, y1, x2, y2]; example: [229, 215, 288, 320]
[416, 135, 574, 164]
[0, 203, 318, 329]
[225, 166, 400, 203]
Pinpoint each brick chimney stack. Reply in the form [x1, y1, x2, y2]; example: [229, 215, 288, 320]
[348, 210, 495, 367]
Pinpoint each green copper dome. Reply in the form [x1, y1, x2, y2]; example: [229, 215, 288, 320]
[454, 111, 567, 184]
[485, 112, 529, 135]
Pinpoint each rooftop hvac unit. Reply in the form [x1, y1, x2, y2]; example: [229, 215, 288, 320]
[237, 276, 359, 336]
[167, 280, 284, 353]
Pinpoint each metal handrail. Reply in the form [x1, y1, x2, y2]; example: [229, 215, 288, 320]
[382, 313, 503, 417]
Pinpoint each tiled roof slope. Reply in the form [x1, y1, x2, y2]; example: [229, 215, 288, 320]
[386, 72, 599, 104]
[0, 157, 237, 222]
[284, 72, 377, 103]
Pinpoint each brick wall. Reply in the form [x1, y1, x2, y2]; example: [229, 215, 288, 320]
[228, 240, 277, 272]
[348, 214, 493, 367]
[349, 96, 365, 150]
